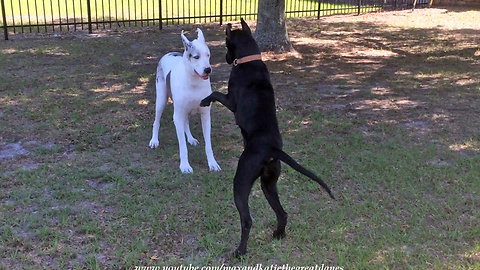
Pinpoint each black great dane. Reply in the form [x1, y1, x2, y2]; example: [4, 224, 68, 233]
[200, 19, 335, 256]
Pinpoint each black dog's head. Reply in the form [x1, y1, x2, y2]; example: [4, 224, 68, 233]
[225, 19, 261, 65]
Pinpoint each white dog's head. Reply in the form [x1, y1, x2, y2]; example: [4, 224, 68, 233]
[181, 28, 212, 80]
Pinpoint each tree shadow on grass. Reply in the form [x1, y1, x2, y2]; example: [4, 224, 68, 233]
[272, 17, 480, 147]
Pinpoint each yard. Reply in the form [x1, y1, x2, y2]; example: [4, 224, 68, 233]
[1, 7, 479, 269]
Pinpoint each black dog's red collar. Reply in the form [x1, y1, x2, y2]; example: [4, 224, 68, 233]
[233, 54, 262, 66]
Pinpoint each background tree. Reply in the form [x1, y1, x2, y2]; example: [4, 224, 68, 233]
[254, 0, 293, 52]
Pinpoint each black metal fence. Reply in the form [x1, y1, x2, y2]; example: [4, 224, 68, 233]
[1, 0, 430, 40]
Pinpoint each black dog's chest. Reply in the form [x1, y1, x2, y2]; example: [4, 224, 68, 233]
[228, 86, 281, 145]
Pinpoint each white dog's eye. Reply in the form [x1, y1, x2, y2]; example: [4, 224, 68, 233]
[193, 55, 200, 59]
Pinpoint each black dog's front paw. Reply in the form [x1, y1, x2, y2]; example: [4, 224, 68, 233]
[200, 97, 211, 107]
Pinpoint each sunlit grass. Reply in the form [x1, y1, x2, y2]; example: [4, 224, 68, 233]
[1, 0, 381, 30]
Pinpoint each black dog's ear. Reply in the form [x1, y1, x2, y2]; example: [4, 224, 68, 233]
[240, 18, 251, 35]
[226, 23, 232, 39]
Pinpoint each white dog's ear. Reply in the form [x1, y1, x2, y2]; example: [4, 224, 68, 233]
[181, 30, 192, 51]
[196, 28, 205, 43]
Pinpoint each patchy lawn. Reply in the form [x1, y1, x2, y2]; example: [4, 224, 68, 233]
[1, 7, 479, 270]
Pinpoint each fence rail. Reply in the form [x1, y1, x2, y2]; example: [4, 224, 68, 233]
[0, 0, 430, 40]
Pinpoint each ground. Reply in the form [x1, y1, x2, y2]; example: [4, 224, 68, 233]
[1, 7, 479, 270]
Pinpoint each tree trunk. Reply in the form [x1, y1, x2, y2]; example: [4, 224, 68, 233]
[254, 0, 293, 53]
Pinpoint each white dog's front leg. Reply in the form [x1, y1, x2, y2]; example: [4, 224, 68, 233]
[200, 107, 221, 171]
[173, 112, 193, 173]
[184, 120, 199, 146]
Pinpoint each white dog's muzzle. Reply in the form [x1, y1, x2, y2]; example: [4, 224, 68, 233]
[195, 67, 211, 80]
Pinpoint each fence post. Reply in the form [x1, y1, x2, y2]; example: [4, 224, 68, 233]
[317, 0, 321, 19]
[219, 0, 223, 25]
[159, 0, 162, 29]
[357, 0, 361, 15]
[1, 0, 8, 40]
[86, 0, 93, 34]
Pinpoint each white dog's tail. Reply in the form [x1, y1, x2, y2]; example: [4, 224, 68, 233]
[156, 64, 165, 90]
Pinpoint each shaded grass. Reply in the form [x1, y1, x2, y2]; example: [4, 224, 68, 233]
[1, 7, 480, 269]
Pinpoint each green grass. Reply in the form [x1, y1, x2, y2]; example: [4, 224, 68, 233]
[1, 8, 480, 269]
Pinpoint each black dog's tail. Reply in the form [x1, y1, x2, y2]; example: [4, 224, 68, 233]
[271, 148, 335, 200]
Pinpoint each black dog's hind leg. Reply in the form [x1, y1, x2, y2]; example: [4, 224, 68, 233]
[200, 92, 236, 112]
[233, 178, 253, 257]
[233, 147, 264, 256]
[261, 159, 287, 239]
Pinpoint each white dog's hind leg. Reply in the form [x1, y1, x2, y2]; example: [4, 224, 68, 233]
[200, 107, 221, 171]
[184, 120, 199, 146]
[173, 111, 194, 173]
[149, 67, 168, 149]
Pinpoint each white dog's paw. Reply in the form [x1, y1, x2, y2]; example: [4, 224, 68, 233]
[208, 161, 222, 172]
[180, 163, 194, 174]
[149, 139, 159, 149]
[188, 137, 199, 146]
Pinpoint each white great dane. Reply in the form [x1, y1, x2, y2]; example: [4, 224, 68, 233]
[149, 28, 221, 173]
